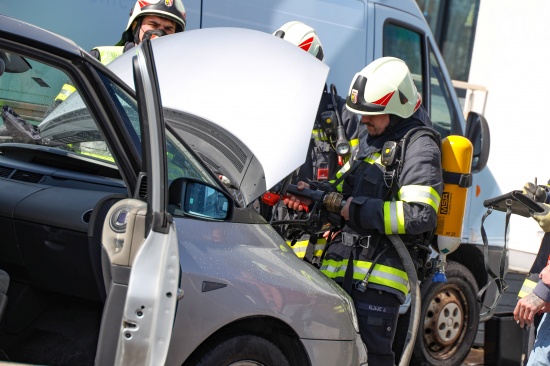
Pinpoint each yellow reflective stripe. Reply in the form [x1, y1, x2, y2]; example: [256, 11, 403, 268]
[55, 83, 77, 101]
[399, 185, 441, 212]
[312, 238, 327, 257]
[349, 138, 359, 147]
[94, 46, 124, 65]
[334, 160, 352, 192]
[79, 151, 115, 162]
[287, 239, 308, 259]
[363, 153, 381, 165]
[320, 258, 409, 296]
[518, 278, 537, 298]
[288, 238, 327, 258]
[384, 201, 405, 234]
[312, 129, 329, 141]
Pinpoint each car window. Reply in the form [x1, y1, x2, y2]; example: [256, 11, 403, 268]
[0, 47, 219, 193]
[383, 23, 454, 138]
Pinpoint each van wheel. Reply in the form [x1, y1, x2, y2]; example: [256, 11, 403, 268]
[394, 261, 480, 366]
[194, 334, 290, 366]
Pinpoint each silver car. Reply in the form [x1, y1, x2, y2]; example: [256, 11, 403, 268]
[0, 15, 367, 366]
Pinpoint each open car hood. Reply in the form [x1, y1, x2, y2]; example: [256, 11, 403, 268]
[108, 27, 329, 205]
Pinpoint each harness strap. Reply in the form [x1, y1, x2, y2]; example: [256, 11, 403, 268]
[477, 205, 509, 316]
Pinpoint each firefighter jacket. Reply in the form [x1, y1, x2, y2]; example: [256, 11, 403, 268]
[282, 90, 361, 261]
[55, 44, 129, 105]
[294, 90, 360, 184]
[320, 106, 443, 302]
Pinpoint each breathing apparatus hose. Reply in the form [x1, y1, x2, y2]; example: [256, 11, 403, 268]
[388, 234, 420, 366]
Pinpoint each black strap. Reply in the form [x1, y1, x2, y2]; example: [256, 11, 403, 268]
[343, 247, 356, 294]
[477, 205, 509, 316]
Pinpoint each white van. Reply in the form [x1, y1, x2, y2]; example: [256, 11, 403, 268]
[182, 0, 505, 365]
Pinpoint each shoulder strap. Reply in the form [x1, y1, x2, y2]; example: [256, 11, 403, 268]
[396, 126, 441, 181]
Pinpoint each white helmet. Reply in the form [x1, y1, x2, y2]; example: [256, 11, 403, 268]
[345, 57, 422, 118]
[273, 21, 324, 61]
[117, 0, 186, 46]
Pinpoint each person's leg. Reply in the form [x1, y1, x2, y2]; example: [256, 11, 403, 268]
[527, 313, 550, 366]
[352, 288, 401, 366]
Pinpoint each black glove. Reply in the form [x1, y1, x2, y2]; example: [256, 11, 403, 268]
[523, 182, 548, 203]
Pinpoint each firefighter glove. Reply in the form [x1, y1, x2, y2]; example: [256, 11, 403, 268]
[532, 203, 550, 232]
[523, 182, 548, 203]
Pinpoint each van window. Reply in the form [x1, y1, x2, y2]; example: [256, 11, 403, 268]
[383, 23, 453, 137]
[383, 24, 423, 95]
[428, 44, 454, 137]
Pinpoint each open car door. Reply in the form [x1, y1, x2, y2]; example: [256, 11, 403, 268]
[109, 38, 180, 365]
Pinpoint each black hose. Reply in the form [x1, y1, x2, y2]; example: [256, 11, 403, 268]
[388, 234, 420, 366]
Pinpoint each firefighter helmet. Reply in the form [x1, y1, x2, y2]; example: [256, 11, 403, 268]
[117, 0, 186, 46]
[345, 57, 422, 118]
[273, 21, 324, 62]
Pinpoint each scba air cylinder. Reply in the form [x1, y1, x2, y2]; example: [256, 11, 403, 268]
[436, 135, 473, 255]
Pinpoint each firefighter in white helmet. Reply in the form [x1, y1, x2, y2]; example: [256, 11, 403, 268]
[52, 0, 186, 110]
[285, 57, 443, 365]
[90, 0, 186, 63]
[265, 21, 360, 266]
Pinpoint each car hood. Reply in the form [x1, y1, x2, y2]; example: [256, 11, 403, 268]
[108, 28, 329, 205]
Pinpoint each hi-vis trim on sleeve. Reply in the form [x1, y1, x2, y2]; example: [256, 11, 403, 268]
[518, 278, 537, 298]
[399, 185, 441, 212]
[384, 201, 405, 234]
[320, 258, 409, 296]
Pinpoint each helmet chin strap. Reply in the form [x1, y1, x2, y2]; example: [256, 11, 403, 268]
[132, 18, 142, 45]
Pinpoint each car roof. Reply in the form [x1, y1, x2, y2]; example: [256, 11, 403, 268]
[0, 14, 82, 57]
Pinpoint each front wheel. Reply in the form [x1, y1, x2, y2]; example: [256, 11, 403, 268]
[395, 261, 480, 366]
[192, 334, 290, 366]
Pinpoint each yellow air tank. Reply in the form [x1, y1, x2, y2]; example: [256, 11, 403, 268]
[436, 135, 473, 255]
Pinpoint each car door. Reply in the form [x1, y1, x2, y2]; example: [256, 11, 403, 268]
[111, 39, 180, 365]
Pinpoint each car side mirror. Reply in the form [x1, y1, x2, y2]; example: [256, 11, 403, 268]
[169, 177, 232, 220]
[465, 111, 490, 173]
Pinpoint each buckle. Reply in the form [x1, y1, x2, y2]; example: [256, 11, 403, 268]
[341, 232, 371, 248]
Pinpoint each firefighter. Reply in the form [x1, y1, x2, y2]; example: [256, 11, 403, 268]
[285, 57, 443, 365]
[266, 21, 361, 265]
[89, 0, 186, 63]
[53, 0, 186, 107]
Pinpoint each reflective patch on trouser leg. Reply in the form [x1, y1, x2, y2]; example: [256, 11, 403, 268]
[352, 288, 401, 366]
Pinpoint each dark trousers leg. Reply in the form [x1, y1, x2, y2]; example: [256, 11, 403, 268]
[351, 287, 401, 366]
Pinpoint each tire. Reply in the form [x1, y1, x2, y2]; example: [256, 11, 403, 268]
[394, 261, 480, 366]
[194, 334, 290, 366]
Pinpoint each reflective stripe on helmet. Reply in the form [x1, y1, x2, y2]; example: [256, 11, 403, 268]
[320, 258, 409, 296]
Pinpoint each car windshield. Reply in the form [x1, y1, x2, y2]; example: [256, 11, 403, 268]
[0, 48, 217, 188]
